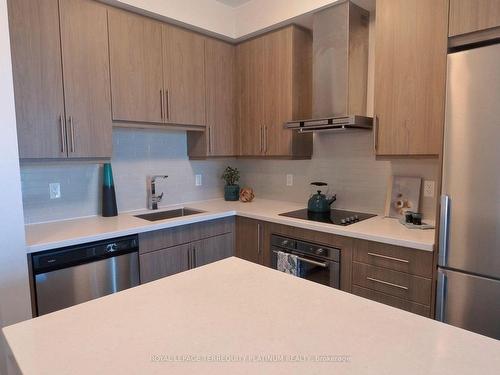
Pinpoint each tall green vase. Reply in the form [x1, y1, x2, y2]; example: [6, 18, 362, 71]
[102, 163, 118, 217]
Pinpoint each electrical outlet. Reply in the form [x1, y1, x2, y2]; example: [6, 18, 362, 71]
[286, 174, 293, 186]
[195, 174, 202, 186]
[49, 183, 61, 199]
[423, 180, 435, 198]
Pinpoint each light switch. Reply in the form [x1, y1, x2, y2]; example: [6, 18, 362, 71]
[49, 183, 61, 199]
[286, 174, 293, 186]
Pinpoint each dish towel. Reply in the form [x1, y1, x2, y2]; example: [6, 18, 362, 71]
[276, 251, 300, 276]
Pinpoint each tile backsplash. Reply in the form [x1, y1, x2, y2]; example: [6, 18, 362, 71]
[21, 128, 440, 224]
[21, 128, 232, 224]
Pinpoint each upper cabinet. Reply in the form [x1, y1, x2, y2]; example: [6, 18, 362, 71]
[8, 0, 112, 159]
[163, 25, 206, 127]
[107, 9, 163, 124]
[449, 0, 500, 36]
[236, 26, 313, 159]
[187, 38, 237, 158]
[374, 0, 448, 157]
[108, 9, 206, 127]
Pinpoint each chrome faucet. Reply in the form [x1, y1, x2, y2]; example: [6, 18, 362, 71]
[148, 175, 168, 210]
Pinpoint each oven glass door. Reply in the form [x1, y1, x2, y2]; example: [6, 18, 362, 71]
[272, 247, 340, 289]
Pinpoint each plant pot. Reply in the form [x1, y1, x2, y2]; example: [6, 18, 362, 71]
[224, 184, 240, 201]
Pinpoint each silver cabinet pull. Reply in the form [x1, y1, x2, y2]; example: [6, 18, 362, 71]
[259, 126, 263, 153]
[59, 115, 66, 154]
[68, 116, 75, 153]
[264, 125, 268, 153]
[367, 277, 408, 290]
[160, 90, 163, 120]
[208, 126, 212, 154]
[272, 250, 327, 268]
[165, 90, 170, 120]
[257, 223, 261, 255]
[367, 252, 409, 264]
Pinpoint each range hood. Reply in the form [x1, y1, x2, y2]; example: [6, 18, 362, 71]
[286, 1, 372, 132]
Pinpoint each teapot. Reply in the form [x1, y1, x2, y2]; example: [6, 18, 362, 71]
[307, 182, 336, 213]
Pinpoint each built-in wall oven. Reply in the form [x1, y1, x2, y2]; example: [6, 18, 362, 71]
[271, 235, 340, 289]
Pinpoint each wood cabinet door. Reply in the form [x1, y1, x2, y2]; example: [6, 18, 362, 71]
[163, 25, 206, 126]
[59, 0, 112, 158]
[374, 0, 448, 156]
[205, 38, 236, 156]
[140, 244, 190, 284]
[449, 0, 500, 36]
[107, 9, 163, 123]
[235, 217, 263, 264]
[236, 38, 265, 156]
[192, 233, 234, 268]
[262, 27, 293, 157]
[8, 0, 67, 159]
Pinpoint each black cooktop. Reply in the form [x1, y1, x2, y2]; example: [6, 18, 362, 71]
[279, 209, 377, 226]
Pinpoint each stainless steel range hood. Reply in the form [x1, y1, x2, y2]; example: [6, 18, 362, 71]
[286, 1, 372, 132]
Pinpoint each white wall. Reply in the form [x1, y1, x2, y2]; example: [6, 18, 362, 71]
[0, 0, 33, 373]
[102, 0, 236, 39]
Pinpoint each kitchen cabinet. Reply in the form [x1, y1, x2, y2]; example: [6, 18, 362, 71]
[236, 26, 313, 158]
[351, 239, 433, 317]
[235, 217, 267, 265]
[8, 0, 112, 159]
[449, 0, 500, 37]
[192, 233, 234, 267]
[139, 218, 234, 283]
[140, 244, 190, 283]
[107, 10, 205, 127]
[163, 25, 206, 127]
[187, 38, 237, 158]
[374, 0, 448, 156]
[107, 9, 163, 124]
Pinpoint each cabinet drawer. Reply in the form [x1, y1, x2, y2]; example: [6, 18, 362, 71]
[352, 262, 432, 305]
[140, 244, 190, 283]
[139, 218, 234, 254]
[353, 240, 433, 278]
[352, 285, 430, 317]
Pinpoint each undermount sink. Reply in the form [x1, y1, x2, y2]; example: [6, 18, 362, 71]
[134, 208, 204, 222]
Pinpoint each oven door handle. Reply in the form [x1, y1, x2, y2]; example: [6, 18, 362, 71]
[272, 250, 328, 268]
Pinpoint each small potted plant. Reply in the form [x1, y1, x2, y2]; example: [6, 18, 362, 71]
[221, 166, 240, 201]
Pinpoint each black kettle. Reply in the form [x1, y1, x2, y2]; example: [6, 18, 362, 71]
[307, 182, 336, 213]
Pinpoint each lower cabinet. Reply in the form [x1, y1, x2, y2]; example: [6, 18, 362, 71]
[351, 239, 434, 317]
[235, 217, 267, 266]
[139, 218, 234, 284]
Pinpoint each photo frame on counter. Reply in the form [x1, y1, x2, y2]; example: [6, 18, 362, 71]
[385, 176, 422, 219]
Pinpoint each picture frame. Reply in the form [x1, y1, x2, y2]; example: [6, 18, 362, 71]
[385, 176, 422, 219]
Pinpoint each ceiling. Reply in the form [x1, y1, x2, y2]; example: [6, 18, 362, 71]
[215, 0, 252, 8]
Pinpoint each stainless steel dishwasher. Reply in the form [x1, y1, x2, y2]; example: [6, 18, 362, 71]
[31, 235, 140, 316]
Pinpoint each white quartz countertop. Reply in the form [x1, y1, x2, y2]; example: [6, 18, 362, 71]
[25, 198, 435, 252]
[3, 258, 498, 375]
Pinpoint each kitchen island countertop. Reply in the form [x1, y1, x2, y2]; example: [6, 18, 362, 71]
[25, 198, 436, 252]
[3, 257, 499, 375]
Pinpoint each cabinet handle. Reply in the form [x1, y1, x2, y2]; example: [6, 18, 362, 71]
[160, 90, 163, 120]
[59, 115, 66, 154]
[257, 223, 261, 255]
[259, 126, 263, 153]
[264, 125, 268, 153]
[373, 115, 379, 152]
[68, 116, 75, 153]
[165, 90, 170, 120]
[208, 126, 212, 154]
[367, 252, 409, 264]
[367, 277, 408, 290]
[192, 247, 196, 268]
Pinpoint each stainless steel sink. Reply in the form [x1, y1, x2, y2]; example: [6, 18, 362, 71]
[134, 208, 204, 222]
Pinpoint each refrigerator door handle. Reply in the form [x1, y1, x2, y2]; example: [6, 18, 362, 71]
[439, 195, 450, 266]
[436, 270, 448, 322]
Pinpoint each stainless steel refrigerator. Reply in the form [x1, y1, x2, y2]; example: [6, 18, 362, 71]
[436, 43, 500, 339]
